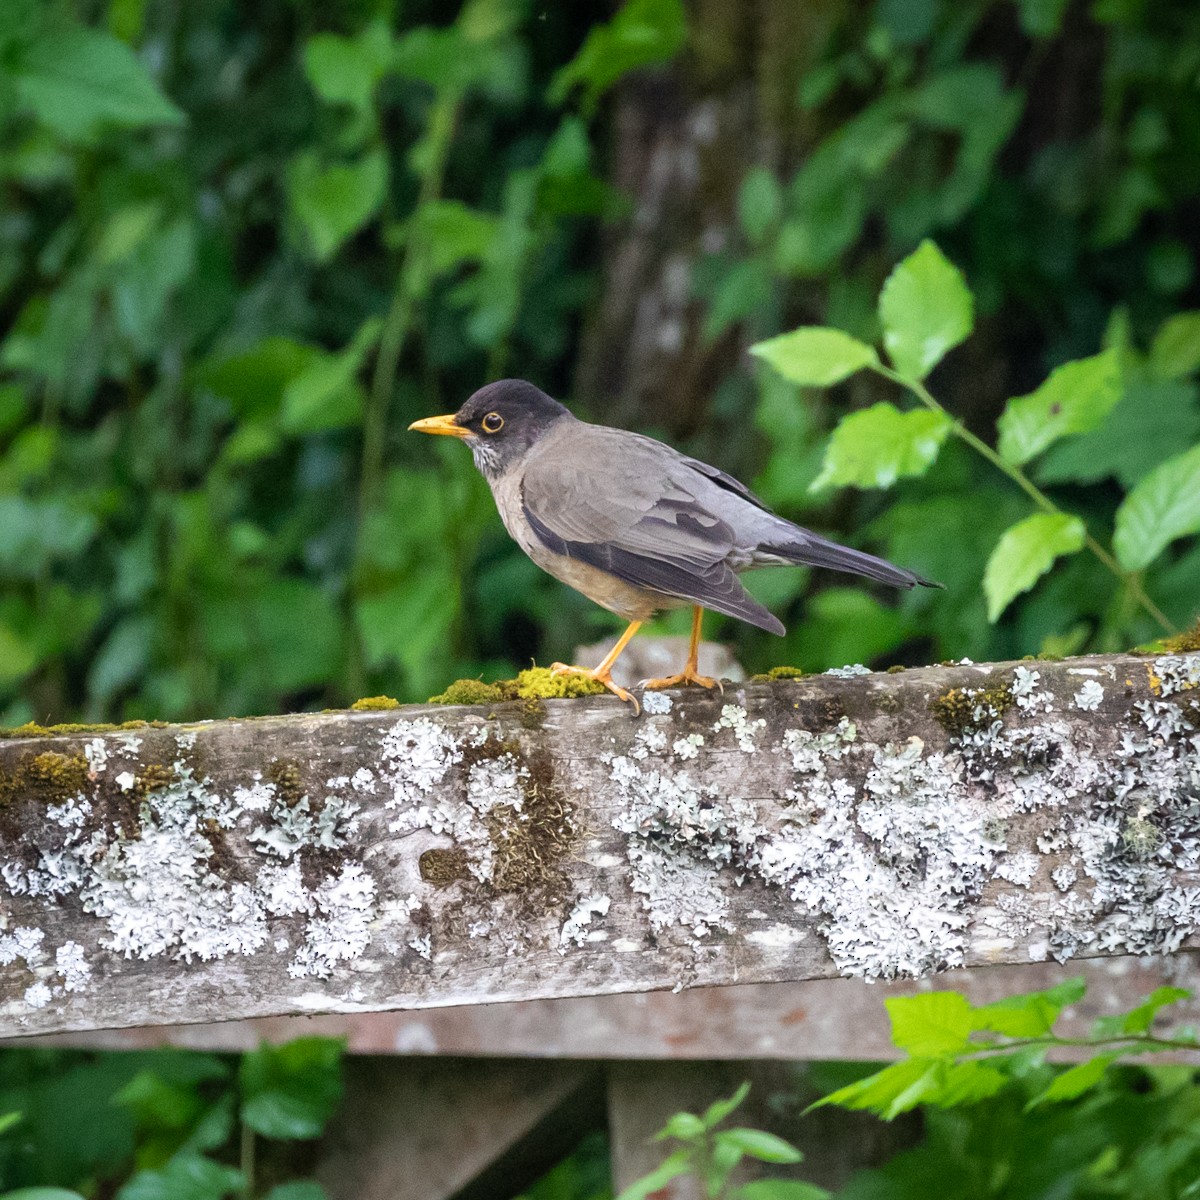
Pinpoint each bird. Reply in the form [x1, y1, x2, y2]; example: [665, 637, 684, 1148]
[410, 379, 940, 712]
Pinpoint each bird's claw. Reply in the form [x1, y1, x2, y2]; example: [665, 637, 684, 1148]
[641, 669, 723, 693]
[550, 662, 641, 715]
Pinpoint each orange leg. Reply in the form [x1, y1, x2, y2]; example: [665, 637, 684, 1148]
[643, 607, 720, 692]
[551, 620, 642, 713]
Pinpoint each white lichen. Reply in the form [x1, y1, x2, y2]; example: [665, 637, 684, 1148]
[560, 895, 611, 947]
[641, 691, 673, 715]
[1073, 680, 1104, 711]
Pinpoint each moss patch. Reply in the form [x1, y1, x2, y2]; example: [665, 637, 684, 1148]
[1161, 620, 1200, 654]
[0, 720, 166, 740]
[930, 681, 1015, 738]
[268, 760, 305, 806]
[0, 751, 91, 807]
[350, 695, 400, 711]
[429, 666, 607, 706]
[134, 763, 180, 798]
[419, 847, 471, 885]
[750, 665, 806, 682]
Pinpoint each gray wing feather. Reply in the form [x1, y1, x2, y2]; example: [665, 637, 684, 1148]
[520, 426, 785, 634]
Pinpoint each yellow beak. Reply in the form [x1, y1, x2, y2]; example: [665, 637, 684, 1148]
[408, 413, 470, 439]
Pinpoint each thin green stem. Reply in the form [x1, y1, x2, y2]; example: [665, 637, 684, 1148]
[871, 363, 1176, 635]
[359, 93, 461, 527]
[960, 1032, 1200, 1060]
[240, 1120, 255, 1197]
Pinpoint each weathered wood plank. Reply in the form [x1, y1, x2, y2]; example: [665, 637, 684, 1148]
[0, 652, 1197, 1038]
[27, 957, 1200, 1059]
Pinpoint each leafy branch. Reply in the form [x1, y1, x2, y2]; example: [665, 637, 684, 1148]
[751, 240, 1195, 637]
[810, 978, 1197, 1121]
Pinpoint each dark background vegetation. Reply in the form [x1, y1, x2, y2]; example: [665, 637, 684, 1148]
[3, 0, 1198, 728]
[2, 0, 1200, 1196]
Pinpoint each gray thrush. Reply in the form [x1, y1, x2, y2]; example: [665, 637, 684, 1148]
[410, 379, 939, 711]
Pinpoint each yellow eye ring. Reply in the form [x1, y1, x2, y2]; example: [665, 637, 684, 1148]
[482, 412, 504, 433]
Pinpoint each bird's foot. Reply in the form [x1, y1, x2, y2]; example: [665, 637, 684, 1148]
[642, 667, 722, 693]
[550, 663, 641, 715]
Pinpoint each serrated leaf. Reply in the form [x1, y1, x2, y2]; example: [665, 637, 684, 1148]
[983, 512, 1086, 622]
[886, 991, 975, 1056]
[807, 1058, 935, 1119]
[1025, 1053, 1119, 1110]
[1113, 442, 1200, 572]
[716, 1128, 803, 1164]
[997, 349, 1122, 465]
[878, 240, 973, 380]
[927, 1061, 1008, 1108]
[750, 327, 878, 387]
[1117, 986, 1191, 1035]
[973, 980, 1079, 1039]
[1149, 312, 1200, 380]
[811, 402, 951, 491]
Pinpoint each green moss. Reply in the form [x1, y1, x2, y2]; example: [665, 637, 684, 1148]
[885, 664, 907, 674]
[134, 763, 179, 797]
[750, 665, 806, 682]
[350, 695, 400, 711]
[930, 681, 1014, 738]
[419, 846, 472, 885]
[0, 719, 165, 739]
[428, 666, 606, 706]
[268, 760, 305, 806]
[513, 666, 606, 699]
[0, 751, 91, 807]
[1160, 619, 1200, 654]
[428, 679, 507, 706]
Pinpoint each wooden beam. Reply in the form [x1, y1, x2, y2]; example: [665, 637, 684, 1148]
[0, 651, 1196, 1039]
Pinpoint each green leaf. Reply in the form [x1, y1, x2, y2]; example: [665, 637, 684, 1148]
[657, 1111, 705, 1141]
[13, 27, 184, 140]
[239, 1038, 344, 1140]
[996, 349, 1122, 465]
[1025, 1053, 1119, 1109]
[1, 1191, 89, 1200]
[808, 1058, 936, 1119]
[115, 1153, 244, 1200]
[1150, 312, 1200, 379]
[613, 1149, 691, 1200]
[1113, 442, 1200, 571]
[1036, 377, 1200, 490]
[811, 402, 951, 490]
[288, 150, 387, 262]
[735, 1184, 829, 1200]
[983, 512, 1086, 622]
[200, 337, 322, 420]
[878, 240, 973, 380]
[886, 991, 975, 1056]
[263, 1185, 328, 1200]
[549, 0, 686, 112]
[408, 200, 500, 276]
[973, 979, 1084, 1039]
[1114, 986, 1191, 1035]
[716, 1128, 803, 1164]
[700, 1082, 750, 1130]
[738, 168, 783, 246]
[0, 622, 38, 686]
[304, 24, 391, 112]
[281, 318, 381, 435]
[113, 1071, 204, 1132]
[734, 1180, 830, 1200]
[750, 327, 879, 387]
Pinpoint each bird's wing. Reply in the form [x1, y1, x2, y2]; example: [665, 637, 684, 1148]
[520, 426, 784, 634]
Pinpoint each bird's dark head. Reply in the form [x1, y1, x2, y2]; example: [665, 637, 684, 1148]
[409, 380, 572, 479]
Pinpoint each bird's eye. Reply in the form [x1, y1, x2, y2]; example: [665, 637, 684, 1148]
[481, 412, 504, 433]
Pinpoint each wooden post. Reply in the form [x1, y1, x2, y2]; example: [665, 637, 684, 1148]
[0, 651, 1196, 1039]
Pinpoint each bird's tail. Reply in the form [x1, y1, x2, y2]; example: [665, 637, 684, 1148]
[759, 530, 942, 590]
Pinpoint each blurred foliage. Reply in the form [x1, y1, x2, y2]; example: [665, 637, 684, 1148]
[0, 1038, 344, 1197]
[0, 0, 1197, 725]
